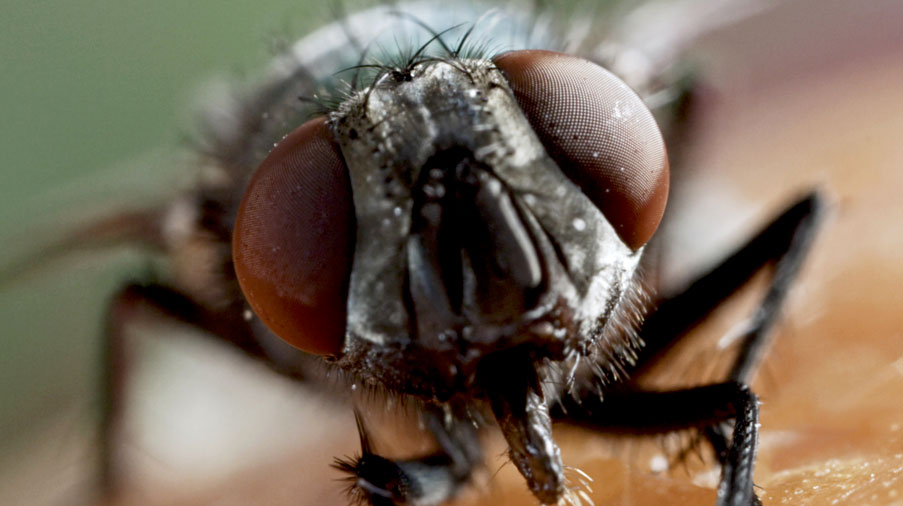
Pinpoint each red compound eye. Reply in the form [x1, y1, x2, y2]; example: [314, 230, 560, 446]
[233, 116, 354, 356]
[494, 50, 669, 249]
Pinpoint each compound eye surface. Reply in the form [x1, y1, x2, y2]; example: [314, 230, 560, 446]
[233, 117, 354, 356]
[493, 50, 669, 249]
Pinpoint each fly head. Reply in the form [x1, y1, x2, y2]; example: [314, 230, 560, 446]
[233, 51, 669, 401]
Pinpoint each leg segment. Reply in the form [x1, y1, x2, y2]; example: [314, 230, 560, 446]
[633, 191, 824, 382]
[554, 193, 823, 505]
[638, 192, 823, 465]
[98, 282, 285, 498]
[334, 403, 482, 506]
[556, 382, 759, 506]
[101, 282, 482, 506]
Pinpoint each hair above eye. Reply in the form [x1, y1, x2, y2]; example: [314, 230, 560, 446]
[493, 49, 669, 249]
[232, 116, 354, 356]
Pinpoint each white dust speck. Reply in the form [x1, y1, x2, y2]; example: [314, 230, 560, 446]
[649, 454, 668, 473]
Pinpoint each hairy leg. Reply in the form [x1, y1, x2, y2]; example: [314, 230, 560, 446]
[556, 192, 823, 505]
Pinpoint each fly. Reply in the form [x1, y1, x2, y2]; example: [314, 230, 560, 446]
[14, 2, 823, 505]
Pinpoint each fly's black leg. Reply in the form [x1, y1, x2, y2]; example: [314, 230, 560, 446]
[555, 192, 823, 505]
[99, 284, 134, 498]
[98, 282, 301, 499]
[638, 191, 823, 466]
[724, 194, 822, 383]
[633, 191, 824, 380]
[421, 402, 484, 479]
[334, 403, 481, 506]
[557, 382, 760, 506]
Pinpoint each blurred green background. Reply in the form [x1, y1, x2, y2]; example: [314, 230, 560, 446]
[0, 0, 339, 497]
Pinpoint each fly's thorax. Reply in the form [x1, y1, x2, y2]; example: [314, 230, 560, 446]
[329, 59, 642, 398]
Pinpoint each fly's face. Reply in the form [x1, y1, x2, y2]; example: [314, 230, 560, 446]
[233, 50, 668, 401]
